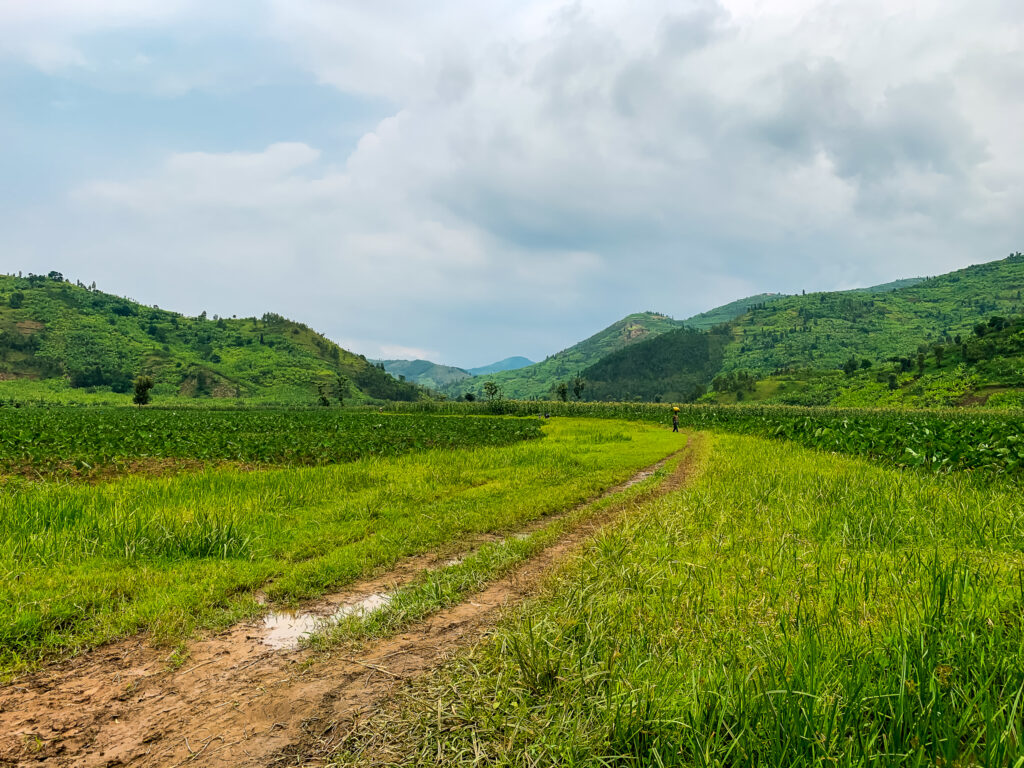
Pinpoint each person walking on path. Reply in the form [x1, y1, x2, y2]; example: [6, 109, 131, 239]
[672, 406, 680, 433]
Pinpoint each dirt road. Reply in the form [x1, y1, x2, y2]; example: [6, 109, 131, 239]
[0, 439, 702, 767]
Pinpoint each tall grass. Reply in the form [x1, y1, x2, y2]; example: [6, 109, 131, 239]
[0, 418, 679, 677]
[335, 434, 1024, 767]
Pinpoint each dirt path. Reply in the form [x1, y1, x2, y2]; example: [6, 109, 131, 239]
[0, 438, 702, 768]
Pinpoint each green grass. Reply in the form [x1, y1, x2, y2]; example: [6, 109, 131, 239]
[310, 446, 684, 649]
[333, 433, 1024, 767]
[0, 418, 680, 678]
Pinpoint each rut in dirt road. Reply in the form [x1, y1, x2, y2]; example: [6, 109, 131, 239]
[0, 438, 702, 768]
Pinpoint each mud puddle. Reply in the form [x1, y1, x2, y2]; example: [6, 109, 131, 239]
[262, 592, 392, 650]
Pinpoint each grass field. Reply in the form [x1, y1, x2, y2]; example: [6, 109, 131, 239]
[0, 418, 679, 678]
[335, 432, 1024, 767]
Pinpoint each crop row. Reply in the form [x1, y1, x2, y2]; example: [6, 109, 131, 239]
[0, 409, 542, 476]
[383, 400, 1024, 474]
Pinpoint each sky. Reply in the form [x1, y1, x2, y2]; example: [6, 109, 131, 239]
[1, 1, 1022, 368]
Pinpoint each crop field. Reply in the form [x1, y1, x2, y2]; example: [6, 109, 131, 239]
[387, 400, 1024, 473]
[2, 403, 1023, 767]
[0, 417, 678, 677]
[337, 431, 1024, 767]
[0, 408, 541, 478]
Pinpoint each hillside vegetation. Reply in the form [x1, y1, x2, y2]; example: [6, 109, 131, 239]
[451, 312, 684, 400]
[720, 255, 1024, 374]
[582, 326, 730, 402]
[705, 312, 1024, 409]
[0, 273, 420, 405]
[681, 292, 786, 330]
[581, 254, 1024, 402]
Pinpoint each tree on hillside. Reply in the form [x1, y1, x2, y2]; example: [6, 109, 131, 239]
[133, 376, 154, 406]
[843, 356, 859, 376]
[555, 382, 569, 402]
[916, 352, 926, 376]
[483, 381, 500, 400]
[571, 375, 586, 401]
[933, 345, 945, 367]
[463, 392, 476, 402]
[8, 292, 23, 309]
[335, 375, 351, 405]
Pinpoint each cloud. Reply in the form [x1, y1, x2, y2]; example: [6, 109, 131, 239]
[0, 0, 197, 71]
[375, 345, 442, 362]
[4, 0, 1024, 365]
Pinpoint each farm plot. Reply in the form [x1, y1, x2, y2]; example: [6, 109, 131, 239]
[0, 418, 679, 677]
[336, 432, 1024, 767]
[0, 408, 541, 478]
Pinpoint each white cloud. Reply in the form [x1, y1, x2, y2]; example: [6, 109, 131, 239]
[5, 0, 1024, 364]
[375, 344, 441, 362]
[0, 0, 198, 70]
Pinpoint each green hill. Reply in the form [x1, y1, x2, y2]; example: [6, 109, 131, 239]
[451, 312, 684, 400]
[0, 272, 421, 405]
[849, 276, 928, 294]
[578, 254, 1024, 403]
[682, 293, 787, 330]
[466, 357, 534, 376]
[719, 255, 1024, 375]
[705, 313, 1024, 409]
[376, 359, 472, 391]
[582, 327, 730, 402]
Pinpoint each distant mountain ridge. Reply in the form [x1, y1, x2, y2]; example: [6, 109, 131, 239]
[374, 356, 534, 391]
[466, 357, 534, 376]
[375, 359, 472, 391]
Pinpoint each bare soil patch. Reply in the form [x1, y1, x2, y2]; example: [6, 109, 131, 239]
[14, 321, 43, 335]
[0, 437, 703, 767]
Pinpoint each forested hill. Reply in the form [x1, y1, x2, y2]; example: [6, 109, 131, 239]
[576, 254, 1024, 402]
[376, 359, 472, 391]
[0, 273, 421, 404]
[450, 312, 684, 400]
[582, 326, 730, 402]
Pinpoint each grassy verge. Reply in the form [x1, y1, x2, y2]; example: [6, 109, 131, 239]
[309, 443, 686, 649]
[0, 418, 679, 679]
[333, 433, 1024, 767]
